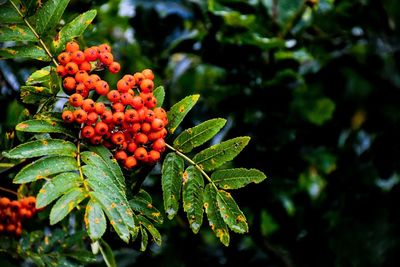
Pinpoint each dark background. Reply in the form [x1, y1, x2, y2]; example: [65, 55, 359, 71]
[1, 0, 400, 266]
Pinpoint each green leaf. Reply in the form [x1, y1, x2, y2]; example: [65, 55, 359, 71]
[129, 194, 163, 224]
[203, 184, 230, 246]
[83, 163, 135, 243]
[89, 191, 131, 243]
[0, 2, 22, 24]
[88, 146, 125, 192]
[35, 0, 70, 36]
[153, 86, 165, 107]
[161, 152, 184, 219]
[36, 172, 81, 209]
[216, 190, 248, 233]
[99, 239, 117, 267]
[135, 189, 152, 203]
[139, 226, 148, 252]
[0, 25, 36, 42]
[13, 156, 78, 184]
[173, 118, 227, 153]
[167, 94, 200, 134]
[20, 86, 53, 104]
[26, 66, 51, 85]
[49, 187, 86, 225]
[193, 136, 250, 171]
[85, 199, 107, 241]
[0, 45, 50, 61]
[3, 139, 76, 159]
[211, 168, 267, 190]
[138, 215, 162, 246]
[182, 166, 204, 233]
[52, 10, 97, 53]
[16, 119, 74, 137]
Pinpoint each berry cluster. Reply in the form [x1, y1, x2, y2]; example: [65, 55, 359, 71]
[58, 41, 168, 169]
[0, 196, 37, 236]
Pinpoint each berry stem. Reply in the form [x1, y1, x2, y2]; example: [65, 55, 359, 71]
[10, 0, 59, 66]
[0, 186, 18, 196]
[165, 143, 218, 189]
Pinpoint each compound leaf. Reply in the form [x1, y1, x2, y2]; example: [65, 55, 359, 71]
[216, 190, 248, 234]
[211, 168, 267, 190]
[13, 156, 78, 184]
[85, 199, 107, 241]
[52, 10, 97, 53]
[49, 187, 86, 225]
[36, 172, 81, 209]
[182, 166, 204, 233]
[193, 136, 250, 171]
[174, 118, 226, 153]
[161, 152, 184, 219]
[3, 139, 76, 159]
[167, 94, 199, 134]
[204, 184, 230, 246]
[35, 0, 69, 36]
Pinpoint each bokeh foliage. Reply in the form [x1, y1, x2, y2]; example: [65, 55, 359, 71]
[1, 0, 400, 266]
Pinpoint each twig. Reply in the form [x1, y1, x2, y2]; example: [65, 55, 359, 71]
[0, 186, 18, 196]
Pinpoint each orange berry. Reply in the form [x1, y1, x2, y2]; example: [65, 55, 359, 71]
[141, 122, 151, 133]
[0, 197, 10, 207]
[57, 52, 71, 65]
[76, 83, 89, 97]
[112, 111, 125, 124]
[112, 102, 125, 112]
[152, 138, 166, 152]
[99, 43, 112, 53]
[131, 96, 144, 109]
[101, 110, 113, 123]
[56, 65, 67, 77]
[133, 72, 145, 85]
[82, 99, 95, 112]
[75, 70, 89, 83]
[127, 142, 138, 153]
[90, 74, 101, 82]
[140, 79, 154, 93]
[151, 118, 165, 131]
[94, 102, 106, 115]
[123, 74, 136, 87]
[125, 109, 139, 123]
[99, 52, 113, 65]
[84, 47, 99, 61]
[69, 93, 83, 107]
[90, 135, 103, 145]
[66, 41, 80, 52]
[148, 150, 161, 162]
[145, 96, 157, 109]
[124, 156, 137, 169]
[73, 109, 88, 123]
[79, 61, 92, 71]
[65, 62, 79, 75]
[134, 133, 148, 145]
[82, 125, 95, 138]
[115, 150, 128, 161]
[71, 50, 85, 64]
[63, 77, 76, 91]
[130, 122, 141, 133]
[134, 147, 148, 161]
[111, 132, 125, 145]
[95, 80, 110, 95]
[109, 62, 121, 74]
[121, 93, 133, 106]
[107, 90, 121, 103]
[94, 121, 109, 135]
[86, 111, 99, 124]
[117, 79, 130, 93]
[62, 110, 75, 123]
[142, 69, 154, 80]
[154, 107, 167, 119]
[83, 75, 96, 90]
[144, 109, 155, 123]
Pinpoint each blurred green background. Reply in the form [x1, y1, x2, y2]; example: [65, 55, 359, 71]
[1, 0, 400, 266]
